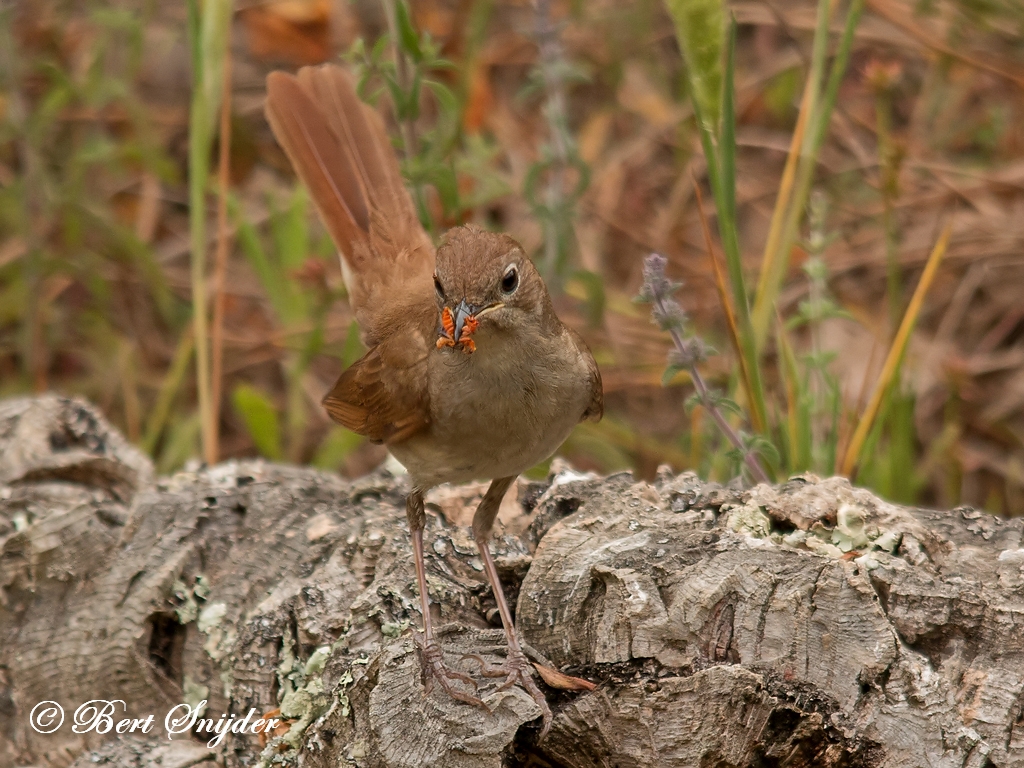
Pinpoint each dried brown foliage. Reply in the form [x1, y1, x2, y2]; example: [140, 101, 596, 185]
[1, 0, 1022, 512]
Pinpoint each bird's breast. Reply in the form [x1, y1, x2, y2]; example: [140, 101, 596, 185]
[390, 325, 591, 487]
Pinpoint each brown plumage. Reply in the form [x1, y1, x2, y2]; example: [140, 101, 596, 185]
[265, 64, 602, 734]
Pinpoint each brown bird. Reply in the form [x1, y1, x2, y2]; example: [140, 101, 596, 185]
[264, 64, 602, 731]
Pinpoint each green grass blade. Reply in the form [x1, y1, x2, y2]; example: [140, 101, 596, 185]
[667, 5, 769, 442]
[142, 329, 194, 456]
[720, 18, 737, 235]
[809, 0, 865, 160]
[664, 0, 724, 130]
[750, 0, 837, 350]
[187, 0, 232, 464]
[757, 0, 863, 360]
[776, 320, 810, 471]
[232, 383, 283, 461]
[156, 414, 202, 475]
[272, 186, 311, 272]
[716, 18, 767, 435]
[231, 195, 300, 327]
[313, 427, 365, 470]
[842, 221, 950, 477]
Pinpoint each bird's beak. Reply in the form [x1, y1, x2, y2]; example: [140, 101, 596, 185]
[451, 299, 504, 343]
[451, 299, 477, 344]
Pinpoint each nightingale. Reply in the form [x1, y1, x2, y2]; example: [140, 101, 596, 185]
[265, 64, 602, 733]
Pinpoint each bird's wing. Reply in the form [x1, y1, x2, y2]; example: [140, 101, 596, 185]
[267, 64, 437, 444]
[265, 64, 434, 347]
[321, 298, 434, 444]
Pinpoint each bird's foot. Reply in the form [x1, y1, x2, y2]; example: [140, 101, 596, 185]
[463, 648, 552, 737]
[415, 633, 490, 711]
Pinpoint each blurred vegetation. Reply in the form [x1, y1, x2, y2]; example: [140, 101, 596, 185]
[1, 0, 1023, 514]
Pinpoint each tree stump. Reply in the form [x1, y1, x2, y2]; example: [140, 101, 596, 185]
[1, 395, 1022, 768]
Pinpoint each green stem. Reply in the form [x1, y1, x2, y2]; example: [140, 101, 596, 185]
[187, 0, 232, 464]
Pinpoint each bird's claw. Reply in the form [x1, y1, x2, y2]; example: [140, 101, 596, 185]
[415, 634, 490, 711]
[462, 649, 552, 737]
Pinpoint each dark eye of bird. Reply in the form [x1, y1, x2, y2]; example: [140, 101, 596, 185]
[433, 273, 445, 300]
[501, 265, 519, 294]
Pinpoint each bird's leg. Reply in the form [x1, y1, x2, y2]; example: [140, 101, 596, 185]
[464, 476, 552, 735]
[406, 488, 486, 709]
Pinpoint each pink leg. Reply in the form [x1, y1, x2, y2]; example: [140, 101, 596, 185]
[465, 477, 552, 736]
[407, 488, 486, 709]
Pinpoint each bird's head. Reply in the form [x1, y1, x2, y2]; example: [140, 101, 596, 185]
[432, 225, 551, 354]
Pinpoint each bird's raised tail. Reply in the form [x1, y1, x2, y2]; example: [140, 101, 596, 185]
[264, 65, 434, 345]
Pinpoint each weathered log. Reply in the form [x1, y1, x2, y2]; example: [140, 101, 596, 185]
[1, 395, 1022, 768]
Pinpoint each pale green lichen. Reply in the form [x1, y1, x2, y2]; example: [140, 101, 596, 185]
[854, 552, 882, 570]
[280, 683, 320, 720]
[775, 502, 904, 563]
[336, 670, 354, 718]
[804, 535, 844, 559]
[193, 574, 211, 601]
[256, 632, 333, 767]
[173, 578, 236, 700]
[173, 574, 210, 625]
[874, 529, 902, 553]
[172, 580, 199, 624]
[197, 602, 235, 661]
[303, 645, 332, 677]
[197, 601, 226, 633]
[782, 529, 808, 548]
[219, 668, 233, 699]
[832, 504, 870, 552]
[182, 676, 208, 714]
[381, 619, 410, 638]
[725, 503, 772, 538]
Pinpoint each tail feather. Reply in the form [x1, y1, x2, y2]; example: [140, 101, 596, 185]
[296, 67, 414, 238]
[264, 65, 433, 343]
[264, 70, 369, 257]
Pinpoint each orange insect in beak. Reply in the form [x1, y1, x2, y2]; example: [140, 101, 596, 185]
[436, 300, 479, 353]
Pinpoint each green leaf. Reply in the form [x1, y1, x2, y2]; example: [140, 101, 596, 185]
[672, 8, 768, 439]
[186, 0, 200, 85]
[776, 321, 810, 471]
[424, 79, 458, 114]
[232, 384, 283, 461]
[233, 198, 289, 322]
[156, 414, 202, 475]
[712, 395, 744, 417]
[394, 1, 423, 62]
[188, 0, 232, 462]
[664, 0, 724, 131]
[370, 35, 390, 66]
[312, 427, 365, 470]
[684, 392, 702, 414]
[746, 434, 781, 467]
[385, 76, 410, 121]
[750, 0, 864, 350]
[663, 363, 688, 387]
[428, 163, 460, 214]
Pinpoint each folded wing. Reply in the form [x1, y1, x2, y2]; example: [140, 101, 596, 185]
[265, 64, 435, 444]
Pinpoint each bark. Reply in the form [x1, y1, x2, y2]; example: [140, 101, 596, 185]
[1, 395, 1023, 768]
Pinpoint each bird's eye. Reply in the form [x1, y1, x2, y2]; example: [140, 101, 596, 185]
[501, 265, 519, 294]
[433, 273, 445, 300]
